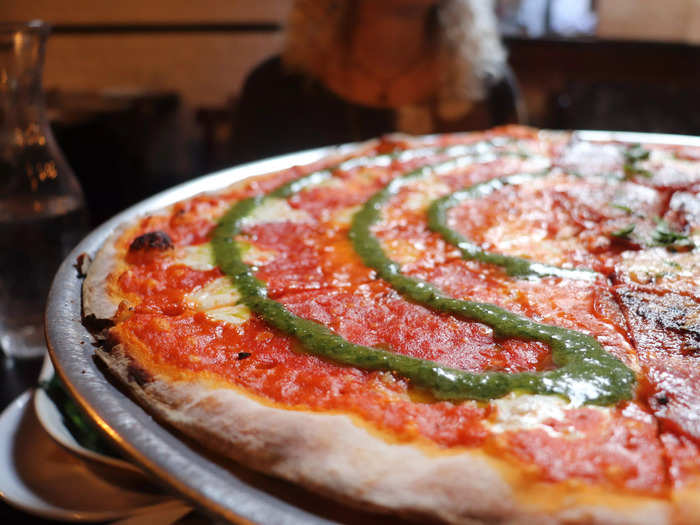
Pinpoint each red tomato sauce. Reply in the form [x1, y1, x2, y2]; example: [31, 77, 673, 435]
[499, 403, 667, 494]
[117, 313, 490, 447]
[110, 132, 700, 492]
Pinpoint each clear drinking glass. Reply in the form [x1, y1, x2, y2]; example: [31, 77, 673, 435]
[0, 21, 89, 358]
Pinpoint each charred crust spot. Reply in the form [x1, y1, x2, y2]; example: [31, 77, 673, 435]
[237, 352, 252, 360]
[618, 290, 700, 348]
[656, 394, 669, 405]
[101, 332, 120, 353]
[127, 364, 153, 387]
[609, 236, 642, 250]
[129, 231, 173, 252]
[74, 253, 91, 278]
[82, 313, 114, 334]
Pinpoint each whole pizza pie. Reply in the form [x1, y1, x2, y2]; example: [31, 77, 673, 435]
[82, 126, 700, 524]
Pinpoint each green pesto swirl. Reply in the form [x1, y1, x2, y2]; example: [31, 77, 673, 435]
[214, 148, 636, 405]
[428, 173, 596, 280]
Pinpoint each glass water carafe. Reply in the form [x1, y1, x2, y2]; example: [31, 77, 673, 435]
[0, 21, 88, 358]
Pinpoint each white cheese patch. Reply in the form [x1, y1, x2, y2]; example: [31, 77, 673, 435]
[668, 191, 700, 235]
[173, 243, 215, 270]
[560, 141, 623, 177]
[645, 148, 700, 185]
[648, 148, 697, 169]
[173, 240, 277, 271]
[608, 184, 660, 217]
[186, 277, 241, 310]
[205, 305, 251, 325]
[481, 224, 579, 267]
[185, 277, 251, 325]
[241, 197, 312, 227]
[312, 177, 344, 190]
[339, 153, 393, 171]
[518, 155, 552, 173]
[329, 205, 361, 228]
[401, 180, 450, 211]
[488, 394, 586, 438]
[617, 247, 700, 286]
[237, 240, 277, 267]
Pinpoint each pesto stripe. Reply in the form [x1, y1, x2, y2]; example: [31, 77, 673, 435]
[349, 163, 634, 405]
[213, 145, 635, 405]
[427, 173, 597, 280]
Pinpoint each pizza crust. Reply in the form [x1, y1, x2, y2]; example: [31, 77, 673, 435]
[82, 223, 131, 321]
[94, 342, 672, 525]
[79, 128, 700, 524]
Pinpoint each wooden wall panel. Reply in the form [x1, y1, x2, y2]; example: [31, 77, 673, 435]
[43, 33, 282, 107]
[597, 0, 700, 43]
[1, 2, 291, 107]
[0, 1, 292, 24]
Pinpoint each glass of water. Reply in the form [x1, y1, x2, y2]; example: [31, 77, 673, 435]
[0, 21, 89, 358]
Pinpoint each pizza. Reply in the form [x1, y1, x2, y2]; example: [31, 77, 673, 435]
[82, 126, 700, 524]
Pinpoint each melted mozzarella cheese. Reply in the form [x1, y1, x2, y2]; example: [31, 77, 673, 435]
[173, 243, 215, 270]
[617, 247, 700, 287]
[241, 198, 312, 226]
[645, 148, 700, 186]
[313, 177, 344, 190]
[186, 277, 241, 310]
[488, 394, 578, 437]
[482, 224, 580, 267]
[204, 305, 251, 325]
[237, 240, 276, 267]
[560, 141, 623, 177]
[329, 205, 361, 228]
[401, 180, 450, 211]
[173, 240, 276, 273]
[185, 277, 251, 325]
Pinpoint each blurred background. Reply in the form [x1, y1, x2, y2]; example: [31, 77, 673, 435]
[1, 0, 699, 225]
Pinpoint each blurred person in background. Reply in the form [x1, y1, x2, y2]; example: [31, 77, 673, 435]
[231, 0, 524, 164]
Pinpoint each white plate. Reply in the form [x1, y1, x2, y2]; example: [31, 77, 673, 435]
[0, 390, 189, 522]
[34, 356, 142, 474]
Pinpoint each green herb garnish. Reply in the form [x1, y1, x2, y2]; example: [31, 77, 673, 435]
[665, 260, 682, 270]
[625, 144, 650, 163]
[610, 224, 635, 238]
[610, 203, 633, 214]
[623, 165, 652, 179]
[623, 144, 652, 179]
[651, 217, 695, 251]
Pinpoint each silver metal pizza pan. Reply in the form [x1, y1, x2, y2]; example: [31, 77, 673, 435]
[45, 131, 700, 524]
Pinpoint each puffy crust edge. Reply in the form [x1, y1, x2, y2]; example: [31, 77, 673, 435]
[95, 344, 672, 525]
[82, 224, 130, 321]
